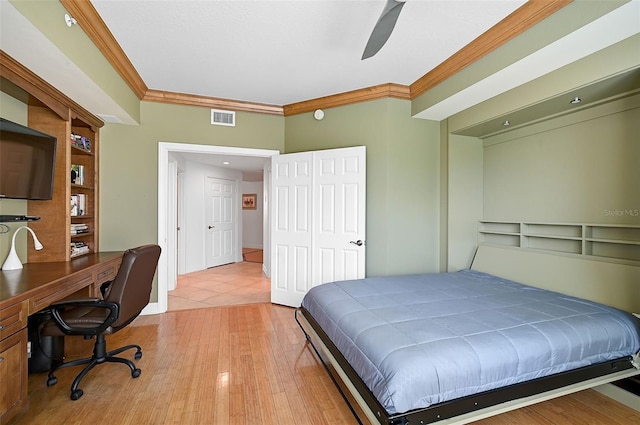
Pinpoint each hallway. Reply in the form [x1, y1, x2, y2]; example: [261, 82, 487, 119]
[168, 260, 269, 311]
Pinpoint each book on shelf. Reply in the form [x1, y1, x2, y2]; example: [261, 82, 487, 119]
[71, 164, 85, 185]
[70, 241, 90, 257]
[70, 223, 89, 235]
[70, 194, 87, 216]
[70, 133, 91, 151]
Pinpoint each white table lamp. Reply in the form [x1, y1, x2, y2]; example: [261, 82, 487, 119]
[2, 226, 44, 270]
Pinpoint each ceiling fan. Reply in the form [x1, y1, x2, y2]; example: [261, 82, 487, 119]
[362, 0, 407, 60]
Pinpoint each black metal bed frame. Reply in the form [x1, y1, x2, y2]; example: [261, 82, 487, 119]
[295, 306, 636, 425]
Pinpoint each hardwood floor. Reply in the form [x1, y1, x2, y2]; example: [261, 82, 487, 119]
[11, 304, 357, 425]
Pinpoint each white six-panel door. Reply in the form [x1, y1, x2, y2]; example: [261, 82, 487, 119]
[271, 146, 366, 307]
[314, 147, 366, 284]
[205, 177, 235, 268]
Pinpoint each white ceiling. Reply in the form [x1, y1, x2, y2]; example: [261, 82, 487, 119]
[90, 0, 526, 106]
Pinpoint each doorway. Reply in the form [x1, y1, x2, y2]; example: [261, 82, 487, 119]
[155, 142, 279, 314]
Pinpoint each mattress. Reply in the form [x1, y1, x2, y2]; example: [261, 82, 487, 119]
[301, 270, 640, 415]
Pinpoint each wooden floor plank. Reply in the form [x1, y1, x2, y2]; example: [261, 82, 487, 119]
[9, 303, 640, 425]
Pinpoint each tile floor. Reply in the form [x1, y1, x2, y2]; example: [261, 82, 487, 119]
[168, 260, 269, 311]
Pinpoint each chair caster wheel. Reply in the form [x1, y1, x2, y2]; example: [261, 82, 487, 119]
[134, 351, 142, 360]
[70, 389, 84, 400]
[132, 368, 141, 378]
[47, 377, 58, 387]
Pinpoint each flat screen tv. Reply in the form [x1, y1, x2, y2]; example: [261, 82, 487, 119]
[0, 117, 57, 200]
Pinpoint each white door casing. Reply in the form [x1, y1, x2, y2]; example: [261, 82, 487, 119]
[155, 142, 279, 316]
[205, 177, 235, 268]
[167, 160, 178, 291]
[271, 146, 366, 307]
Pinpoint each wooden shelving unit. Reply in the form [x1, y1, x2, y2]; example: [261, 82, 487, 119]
[479, 221, 640, 264]
[0, 51, 102, 263]
[0, 51, 103, 425]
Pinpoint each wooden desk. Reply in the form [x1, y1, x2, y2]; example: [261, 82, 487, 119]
[0, 252, 123, 425]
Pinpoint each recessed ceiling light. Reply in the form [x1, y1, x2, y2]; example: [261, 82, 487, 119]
[223, 161, 230, 165]
[570, 97, 582, 104]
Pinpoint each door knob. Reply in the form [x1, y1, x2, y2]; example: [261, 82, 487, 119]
[349, 240, 364, 246]
[208, 226, 215, 229]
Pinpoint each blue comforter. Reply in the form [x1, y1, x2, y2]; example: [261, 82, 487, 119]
[301, 270, 640, 414]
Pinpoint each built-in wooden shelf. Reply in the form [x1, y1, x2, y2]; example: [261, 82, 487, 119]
[479, 221, 640, 264]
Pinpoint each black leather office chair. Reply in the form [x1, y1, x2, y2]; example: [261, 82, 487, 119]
[40, 244, 161, 400]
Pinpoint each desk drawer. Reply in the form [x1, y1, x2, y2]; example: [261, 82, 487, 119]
[30, 273, 95, 313]
[96, 262, 119, 285]
[0, 301, 28, 341]
[0, 328, 28, 424]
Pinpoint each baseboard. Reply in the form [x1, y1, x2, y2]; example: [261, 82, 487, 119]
[141, 302, 162, 316]
[242, 245, 263, 250]
[595, 383, 640, 412]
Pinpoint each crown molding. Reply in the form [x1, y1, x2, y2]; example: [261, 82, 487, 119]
[143, 89, 284, 116]
[410, 0, 572, 98]
[283, 83, 410, 116]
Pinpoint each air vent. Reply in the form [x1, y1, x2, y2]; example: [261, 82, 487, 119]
[211, 109, 236, 127]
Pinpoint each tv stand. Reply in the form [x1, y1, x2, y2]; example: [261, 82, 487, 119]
[0, 215, 41, 223]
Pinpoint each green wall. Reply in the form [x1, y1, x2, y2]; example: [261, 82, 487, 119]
[285, 98, 441, 276]
[0, 92, 29, 262]
[446, 134, 483, 272]
[440, 34, 640, 273]
[99, 101, 285, 253]
[483, 96, 640, 224]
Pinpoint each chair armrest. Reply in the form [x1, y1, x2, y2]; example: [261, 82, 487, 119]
[50, 297, 101, 306]
[49, 298, 119, 336]
[100, 280, 113, 298]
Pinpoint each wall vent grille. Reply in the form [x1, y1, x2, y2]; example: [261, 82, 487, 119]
[211, 109, 236, 127]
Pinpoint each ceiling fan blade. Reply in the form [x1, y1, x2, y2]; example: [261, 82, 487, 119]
[362, 0, 406, 60]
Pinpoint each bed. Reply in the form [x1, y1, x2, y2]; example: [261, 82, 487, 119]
[295, 245, 640, 425]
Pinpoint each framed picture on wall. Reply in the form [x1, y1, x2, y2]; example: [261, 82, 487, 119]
[242, 193, 257, 210]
